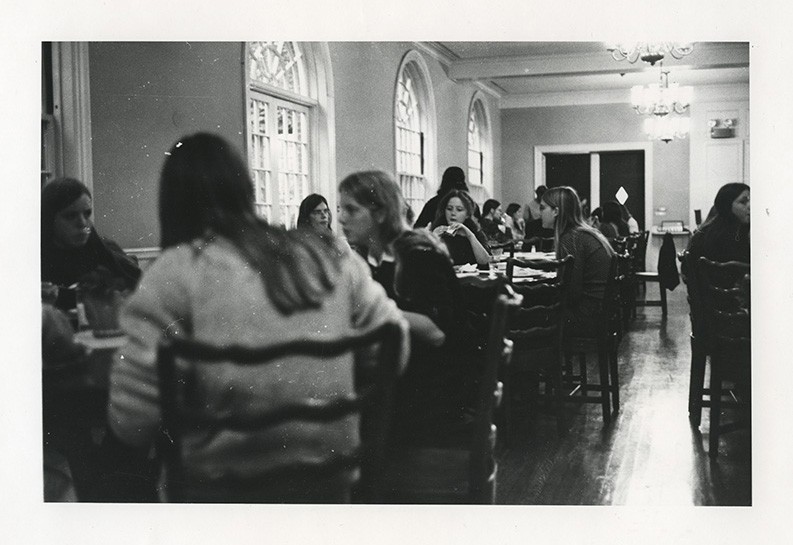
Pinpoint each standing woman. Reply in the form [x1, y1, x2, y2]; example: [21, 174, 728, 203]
[108, 134, 407, 502]
[297, 193, 333, 233]
[431, 189, 491, 267]
[41, 178, 141, 309]
[541, 186, 615, 334]
[413, 166, 468, 229]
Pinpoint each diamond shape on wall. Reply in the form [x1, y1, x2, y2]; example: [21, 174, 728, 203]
[615, 186, 629, 205]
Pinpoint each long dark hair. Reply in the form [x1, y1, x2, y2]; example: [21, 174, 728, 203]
[41, 177, 91, 245]
[602, 201, 629, 236]
[41, 177, 140, 290]
[297, 193, 332, 230]
[159, 133, 341, 314]
[436, 166, 468, 196]
[698, 183, 750, 262]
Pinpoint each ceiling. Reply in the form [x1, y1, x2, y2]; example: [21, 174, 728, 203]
[432, 42, 750, 99]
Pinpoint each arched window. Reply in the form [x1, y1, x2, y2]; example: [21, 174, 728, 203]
[246, 41, 314, 227]
[467, 95, 491, 203]
[394, 51, 436, 215]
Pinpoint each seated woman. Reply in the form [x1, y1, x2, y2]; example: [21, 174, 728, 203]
[684, 183, 750, 338]
[504, 202, 525, 241]
[598, 200, 629, 240]
[338, 171, 477, 443]
[41, 178, 141, 310]
[480, 198, 513, 246]
[108, 134, 407, 503]
[430, 189, 490, 267]
[541, 186, 615, 335]
[296, 193, 332, 233]
[338, 170, 446, 347]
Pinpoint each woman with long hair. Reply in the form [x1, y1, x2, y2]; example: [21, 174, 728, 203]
[296, 193, 333, 233]
[541, 186, 615, 334]
[504, 202, 525, 240]
[338, 171, 477, 444]
[41, 178, 141, 309]
[599, 200, 630, 239]
[430, 189, 491, 267]
[687, 183, 750, 264]
[108, 134, 406, 502]
[480, 198, 512, 245]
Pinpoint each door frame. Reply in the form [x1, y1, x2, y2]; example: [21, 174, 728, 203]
[534, 142, 653, 229]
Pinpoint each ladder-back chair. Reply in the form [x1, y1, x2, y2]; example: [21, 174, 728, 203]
[381, 285, 521, 503]
[696, 257, 751, 460]
[156, 321, 405, 503]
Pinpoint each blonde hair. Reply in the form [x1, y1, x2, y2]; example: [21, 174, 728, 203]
[541, 186, 610, 257]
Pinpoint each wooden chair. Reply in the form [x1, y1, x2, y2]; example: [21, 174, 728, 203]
[155, 321, 405, 503]
[504, 255, 573, 437]
[380, 285, 522, 503]
[562, 255, 622, 425]
[633, 231, 668, 318]
[696, 257, 751, 460]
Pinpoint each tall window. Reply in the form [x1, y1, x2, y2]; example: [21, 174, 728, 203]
[467, 96, 491, 204]
[246, 41, 312, 227]
[395, 54, 435, 215]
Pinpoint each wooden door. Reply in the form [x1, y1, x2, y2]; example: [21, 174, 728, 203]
[545, 153, 591, 205]
[599, 150, 645, 230]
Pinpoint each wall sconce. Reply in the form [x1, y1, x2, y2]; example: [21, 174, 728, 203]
[709, 118, 736, 139]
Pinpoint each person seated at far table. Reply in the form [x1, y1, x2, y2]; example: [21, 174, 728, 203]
[430, 190, 491, 267]
[504, 203, 525, 241]
[480, 199, 513, 246]
[41, 178, 140, 311]
[296, 193, 333, 234]
[541, 186, 615, 335]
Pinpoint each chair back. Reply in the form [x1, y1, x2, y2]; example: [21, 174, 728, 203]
[507, 256, 572, 351]
[469, 286, 521, 497]
[697, 257, 751, 357]
[156, 321, 405, 503]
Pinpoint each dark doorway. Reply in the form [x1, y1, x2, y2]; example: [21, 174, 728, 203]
[599, 150, 645, 230]
[545, 153, 591, 206]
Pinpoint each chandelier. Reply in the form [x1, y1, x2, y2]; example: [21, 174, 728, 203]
[606, 42, 694, 65]
[643, 115, 690, 143]
[631, 66, 692, 116]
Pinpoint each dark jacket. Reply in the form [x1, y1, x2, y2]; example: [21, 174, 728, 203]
[658, 232, 680, 291]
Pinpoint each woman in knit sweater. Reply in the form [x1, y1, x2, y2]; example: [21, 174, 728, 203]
[107, 134, 407, 502]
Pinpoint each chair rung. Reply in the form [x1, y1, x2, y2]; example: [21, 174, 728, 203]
[635, 301, 664, 307]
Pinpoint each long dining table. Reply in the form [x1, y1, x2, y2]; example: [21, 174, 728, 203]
[454, 251, 558, 285]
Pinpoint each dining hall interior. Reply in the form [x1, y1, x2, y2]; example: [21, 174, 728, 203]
[5, 4, 793, 541]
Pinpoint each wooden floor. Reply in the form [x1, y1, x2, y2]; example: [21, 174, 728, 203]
[495, 285, 751, 506]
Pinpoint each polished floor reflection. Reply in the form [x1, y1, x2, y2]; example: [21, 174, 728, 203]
[496, 286, 751, 505]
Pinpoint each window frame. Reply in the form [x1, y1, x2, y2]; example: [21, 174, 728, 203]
[393, 50, 437, 217]
[244, 41, 320, 228]
[467, 94, 492, 203]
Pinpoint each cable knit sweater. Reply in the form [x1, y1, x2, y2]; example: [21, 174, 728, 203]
[107, 236, 406, 500]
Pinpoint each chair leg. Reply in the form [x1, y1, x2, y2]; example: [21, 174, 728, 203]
[597, 345, 611, 425]
[708, 356, 722, 460]
[688, 334, 706, 427]
[660, 285, 668, 318]
[578, 353, 588, 396]
[554, 350, 567, 436]
[608, 336, 620, 414]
